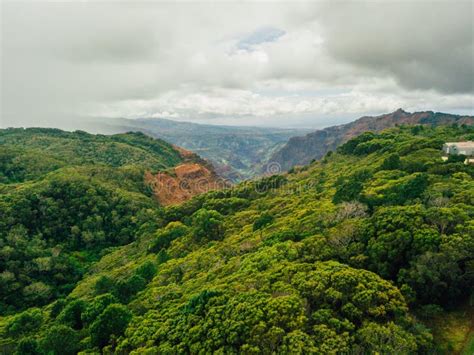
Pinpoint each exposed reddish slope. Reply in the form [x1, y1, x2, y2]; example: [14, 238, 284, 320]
[145, 147, 227, 206]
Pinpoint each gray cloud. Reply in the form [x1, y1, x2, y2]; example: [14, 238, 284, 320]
[317, 1, 473, 94]
[1, 1, 473, 129]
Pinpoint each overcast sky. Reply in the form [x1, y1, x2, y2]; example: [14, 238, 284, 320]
[1, 0, 473, 129]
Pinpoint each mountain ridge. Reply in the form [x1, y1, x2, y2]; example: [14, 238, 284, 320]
[269, 109, 474, 171]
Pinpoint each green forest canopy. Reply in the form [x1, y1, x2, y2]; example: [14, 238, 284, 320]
[0, 124, 473, 354]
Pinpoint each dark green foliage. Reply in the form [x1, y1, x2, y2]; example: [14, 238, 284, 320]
[192, 209, 225, 241]
[202, 197, 250, 215]
[255, 174, 288, 193]
[94, 276, 115, 295]
[157, 249, 170, 264]
[447, 153, 466, 163]
[148, 222, 188, 253]
[264, 230, 305, 246]
[57, 299, 87, 330]
[253, 213, 274, 231]
[6, 308, 43, 337]
[136, 261, 157, 282]
[333, 170, 372, 204]
[182, 290, 222, 315]
[49, 299, 67, 319]
[90, 304, 132, 348]
[41, 325, 79, 355]
[82, 293, 118, 326]
[381, 153, 401, 170]
[15, 337, 40, 355]
[116, 275, 147, 303]
[338, 132, 376, 155]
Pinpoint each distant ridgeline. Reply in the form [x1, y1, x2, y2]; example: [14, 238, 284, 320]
[1, 124, 473, 354]
[269, 109, 474, 171]
[90, 117, 311, 181]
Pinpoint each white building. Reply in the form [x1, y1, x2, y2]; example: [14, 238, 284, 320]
[442, 142, 474, 156]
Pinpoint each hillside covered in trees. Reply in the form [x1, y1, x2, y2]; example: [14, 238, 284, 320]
[1, 125, 473, 354]
[0, 128, 192, 314]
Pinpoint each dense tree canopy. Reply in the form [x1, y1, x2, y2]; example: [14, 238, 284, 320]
[0, 125, 473, 354]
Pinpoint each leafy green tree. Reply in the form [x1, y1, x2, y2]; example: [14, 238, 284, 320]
[6, 308, 43, 337]
[381, 153, 401, 170]
[15, 337, 41, 355]
[136, 261, 157, 282]
[82, 293, 118, 326]
[94, 275, 115, 295]
[148, 222, 188, 253]
[192, 209, 225, 241]
[57, 299, 87, 330]
[90, 304, 132, 348]
[253, 213, 274, 231]
[355, 322, 418, 354]
[41, 325, 79, 355]
[115, 275, 147, 303]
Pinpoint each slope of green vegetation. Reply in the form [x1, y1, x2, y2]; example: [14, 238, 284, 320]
[0, 128, 182, 184]
[1, 125, 473, 354]
[0, 128, 184, 315]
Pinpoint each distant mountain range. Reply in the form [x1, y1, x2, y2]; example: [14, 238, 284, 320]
[91, 117, 311, 181]
[269, 109, 474, 171]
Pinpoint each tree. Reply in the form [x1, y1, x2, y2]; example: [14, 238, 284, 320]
[90, 304, 132, 348]
[41, 325, 79, 355]
[82, 293, 118, 326]
[136, 260, 157, 282]
[148, 221, 188, 253]
[253, 213, 274, 231]
[16, 338, 40, 355]
[115, 275, 147, 303]
[94, 275, 115, 295]
[192, 209, 225, 241]
[381, 154, 401, 170]
[6, 308, 43, 337]
[57, 299, 87, 330]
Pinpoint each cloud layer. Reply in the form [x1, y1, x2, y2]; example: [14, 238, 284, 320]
[2, 0, 473, 128]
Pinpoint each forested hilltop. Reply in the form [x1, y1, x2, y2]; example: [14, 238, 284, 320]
[0, 128, 191, 314]
[1, 125, 474, 354]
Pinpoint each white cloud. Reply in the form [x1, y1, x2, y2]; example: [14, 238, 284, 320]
[1, 0, 472, 128]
